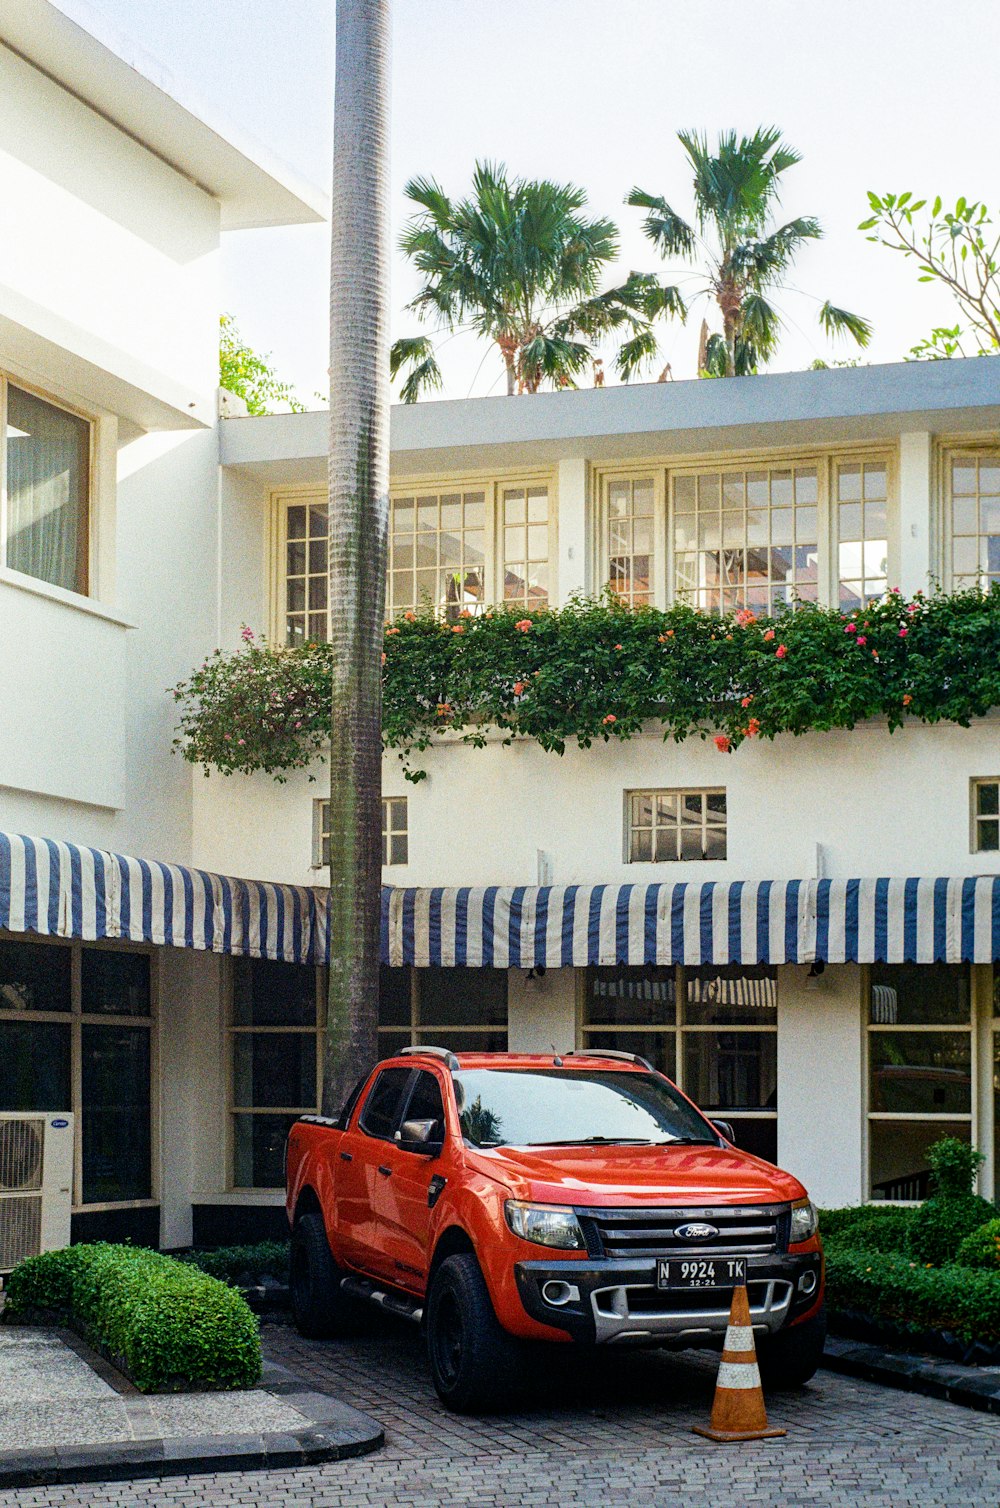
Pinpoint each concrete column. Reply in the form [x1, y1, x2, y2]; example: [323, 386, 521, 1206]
[556, 457, 589, 604]
[507, 966, 577, 1053]
[897, 431, 934, 597]
[777, 963, 865, 1208]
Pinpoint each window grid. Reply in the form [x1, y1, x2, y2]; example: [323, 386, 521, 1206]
[390, 490, 487, 620]
[672, 464, 819, 614]
[950, 453, 1000, 591]
[837, 459, 888, 609]
[0, 934, 156, 1209]
[0, 374, 92, 598]
[627, 788, 727, 863]
[502, 486, 550, 608]
[314, 798, 408, 868]
[376, 967, 509, 1055]
[607, 477, 655, 607]
[284, 501, 329, 644]
[972, 779, 1000, 854]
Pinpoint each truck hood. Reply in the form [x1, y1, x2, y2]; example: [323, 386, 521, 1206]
[466, 1141, 805, 1207]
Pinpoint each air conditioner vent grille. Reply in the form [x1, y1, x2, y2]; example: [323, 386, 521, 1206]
[0, 1118, 44, 1192]
[0, 1193, 43, 1270]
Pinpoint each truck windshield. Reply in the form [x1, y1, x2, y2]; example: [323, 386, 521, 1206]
[453, 1069, 718, 1149]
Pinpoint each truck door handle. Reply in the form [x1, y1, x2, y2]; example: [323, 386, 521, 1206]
[377, 1164, 392, 1177]
[340, 1151, 353, 1162]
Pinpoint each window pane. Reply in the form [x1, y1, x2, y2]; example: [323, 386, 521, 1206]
[232, 958, 316, 1026]
[977, 781, 999, 815]
[584, 1030, 676, 1079]
[869, 964, 969, 1025]
[869, 1032, 971, 1114]
[585, 966, 677, 1027]
[405, 1070, 445, 1127]
[0, 1021, 71, 1110]
[684, 966, 777, 1026]
[870, 1118, 971, 1201]
[359, 1066, 413, 1138]
[233, 1032, 316, 1109]
[379, 966, 411, 1027]
[6, 386, 90, 593]
[377, 1029, 411, 1060]
[233, 1112, 298, 1189]
[81, 949, 150, 1016]
[418, 967, 508, 1027]
[420, 1029, 509, 1053]
[81, 1025, 151, 1202]
[0, 939, 71, 1012]
[725, 1119, 777, 1162]
[684, 1032, 777, 1110]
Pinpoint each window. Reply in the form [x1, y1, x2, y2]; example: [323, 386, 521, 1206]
[359, 1066, 413, 1140]
[673, 464, 818, 614]
[581, 964, 778, 1161]
[626, 789, 726, 862]
[314, 798, 408, 868]
[836, 459, 888, 608]
[229, 958, 323, 1188]
[2, 379, 91, 596]
[0, 935, 154, 1207]
[972, 779, 1000, 853]
[403, 1070, 445, 1132]
[949, 452, 1000, 591]
[276, 479, 554, 640]
[867, 964, 973, 1200]
[607, 477, 655, 607]
[377, 965, 508, 1059]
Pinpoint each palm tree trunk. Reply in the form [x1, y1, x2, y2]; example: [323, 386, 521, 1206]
[323, 0, 391, 1116]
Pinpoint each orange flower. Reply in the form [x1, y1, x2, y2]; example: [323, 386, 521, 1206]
[658, 631, 675, 642]
[513, 681, 526, 695]
[404, 610, 416, 622]
[775, 644, 788, 660]
[385, 627, 400, 636]
[602, 714, 617, 725]
[452, 625, 465, 634]
[436, 702, 451, 716]
[515, 619, 532, 633]
[763, 629, 775, 641]
[746, 717, 761, 736]
[459, 607, 471, 618]
[380, 652, 386, 666]
[614, 643, 623, 651]
[741, 695, 753, 708]
[902, 693, 913, 706]
[714, 734, 731, 753]
[734, 607, 757, 627]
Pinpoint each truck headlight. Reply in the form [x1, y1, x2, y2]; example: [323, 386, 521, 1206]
[790, 1198, 818, 1243]
[505, 1201, 585, 1251]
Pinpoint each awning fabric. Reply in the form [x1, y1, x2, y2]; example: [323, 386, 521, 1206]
[2, 833, 999, 968]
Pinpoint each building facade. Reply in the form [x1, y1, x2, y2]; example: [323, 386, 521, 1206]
[2, 4, 1000, 1253]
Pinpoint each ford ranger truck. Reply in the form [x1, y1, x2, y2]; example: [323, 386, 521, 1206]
[285, 1048, 825, 1413]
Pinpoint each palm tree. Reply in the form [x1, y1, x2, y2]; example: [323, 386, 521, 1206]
[323, 0, 391, 1116]
[628, 127, 872, 378]
[391, 161, 680, 400]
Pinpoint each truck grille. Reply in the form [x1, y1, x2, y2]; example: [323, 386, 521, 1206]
[579, 1205, 787, 1259]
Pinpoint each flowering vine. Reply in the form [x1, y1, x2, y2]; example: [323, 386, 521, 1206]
[171, 587, 1000, 783]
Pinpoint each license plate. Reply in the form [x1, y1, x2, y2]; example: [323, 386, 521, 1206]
[657, 1257, 747, 1290]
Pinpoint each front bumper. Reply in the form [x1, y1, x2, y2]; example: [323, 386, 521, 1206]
[514, 1252, 822, 1347]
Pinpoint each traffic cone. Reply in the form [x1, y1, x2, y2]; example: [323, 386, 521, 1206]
[692, 1285, 786, 1443]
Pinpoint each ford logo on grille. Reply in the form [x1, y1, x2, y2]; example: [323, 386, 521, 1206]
[674, 1222, 719, 1240]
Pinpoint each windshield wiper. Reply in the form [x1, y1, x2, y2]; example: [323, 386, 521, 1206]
[660, 1135, 718, 1146]
[526, 1136, 656, 1147]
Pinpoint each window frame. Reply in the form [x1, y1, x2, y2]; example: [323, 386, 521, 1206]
[226, 960, 325, 1191]
[313, 796, 409, 869]
[971, 777, 1000, 855]
[0, 371, 97, 599]
[624, 787, 727, 864]
[942, 443, 1000, 593]
[0, 932, 158, 1212]
[377, 966, 510, 1058]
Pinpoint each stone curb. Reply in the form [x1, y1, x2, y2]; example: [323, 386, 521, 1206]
[0, 1360, 383, 1490]
[822, 1334, 1000, 1415]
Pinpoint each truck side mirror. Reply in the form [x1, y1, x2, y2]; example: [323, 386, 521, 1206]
[710, 1119, 735, 1144]
[396, 1118, 443, 1155]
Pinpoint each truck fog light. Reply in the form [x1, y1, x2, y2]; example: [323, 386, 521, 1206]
[798, 1270, 818, 1296]
[541, 1281, 580, 1307]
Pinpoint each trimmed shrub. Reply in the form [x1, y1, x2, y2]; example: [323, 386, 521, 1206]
[825, 1243, 1000, 1346]
[5, 1244, 261, 1392]
[907, 1139, 993, 1266]
[819, 1206, 916, 1252]
[182, 1240, 290, 1287]
[955, 1218, 1000, 1271]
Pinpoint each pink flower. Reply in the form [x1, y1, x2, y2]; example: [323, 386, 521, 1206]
[237, 738, 246, 746]
[513, 681, 526, 695]
[763, 629, 775, 642]
[907, 603, 920, 615]
[515, 619, 532, 633]
[714, 734, 731, 753]
[844, 622, 857, 634]
[240, 626, 254, 643]
[294, 721, 302, 730]
[898, 627, 908, 637]
[614, 643, 623, 651]
[775, 644, 787, 660]
[602, 714, 617, 725]
[890, 586, 900, 594]
[223, 733, 232, 741]
[857, 635, 867, 646]
[734, 608, 756, 627]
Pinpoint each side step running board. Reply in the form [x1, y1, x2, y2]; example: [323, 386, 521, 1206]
[340, 1274, 424, 1325]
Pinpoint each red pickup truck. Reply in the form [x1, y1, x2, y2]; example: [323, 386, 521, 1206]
[286, 1047, 824, 1413]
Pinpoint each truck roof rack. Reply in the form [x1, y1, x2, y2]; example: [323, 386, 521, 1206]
[562, 1048, 654, 1071]
[399, 1044, 461, 1072]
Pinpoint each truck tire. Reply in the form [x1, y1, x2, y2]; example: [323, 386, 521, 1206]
[426, 1252, 522, 1413]
[290, 1213, 365, 1339]
[758, 1305, 827, 1389]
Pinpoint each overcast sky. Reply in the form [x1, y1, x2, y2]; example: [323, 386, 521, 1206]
[91, 0, 997, 405]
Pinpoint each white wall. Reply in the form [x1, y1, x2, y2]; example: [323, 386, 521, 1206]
[507, 967, 576, 1053]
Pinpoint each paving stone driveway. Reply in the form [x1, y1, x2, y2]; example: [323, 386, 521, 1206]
[3, 1316, 998, 1507]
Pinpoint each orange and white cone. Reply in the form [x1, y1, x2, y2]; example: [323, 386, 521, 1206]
[692, 1285, 786, 1443]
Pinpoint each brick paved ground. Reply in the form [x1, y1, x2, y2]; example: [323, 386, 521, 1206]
[3, 1315, 998, 1507]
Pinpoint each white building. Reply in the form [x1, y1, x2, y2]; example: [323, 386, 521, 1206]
[2, 2, 999, 1255]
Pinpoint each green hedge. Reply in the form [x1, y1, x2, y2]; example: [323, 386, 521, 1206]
[182, 1240, 290, 1287]
[4, 1244, 261, 1392]
[819, 1205, 916, 1249]
[955, 1218, 1000, 1271]
[824, 1242, 1000, 1346]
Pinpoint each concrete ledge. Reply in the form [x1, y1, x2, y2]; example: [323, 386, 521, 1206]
[0, 1360, 383, 1490]
[823, 1334, 1000, 1415]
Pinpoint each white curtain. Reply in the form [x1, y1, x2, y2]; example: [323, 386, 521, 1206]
[6, 385, 88, 593]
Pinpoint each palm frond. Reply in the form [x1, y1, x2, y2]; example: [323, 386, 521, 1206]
[390, 336, 443, 403]
[819, 301, 873, 347]
[614, 327, 660, 380]
[626, 188, 697, 258]
[740, 293, 781, 354]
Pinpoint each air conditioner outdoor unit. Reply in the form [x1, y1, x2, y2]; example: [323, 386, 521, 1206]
[0, 1112, 73, 1273]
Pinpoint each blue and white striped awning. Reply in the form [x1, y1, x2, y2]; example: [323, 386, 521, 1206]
[2, 833, 999, 967]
